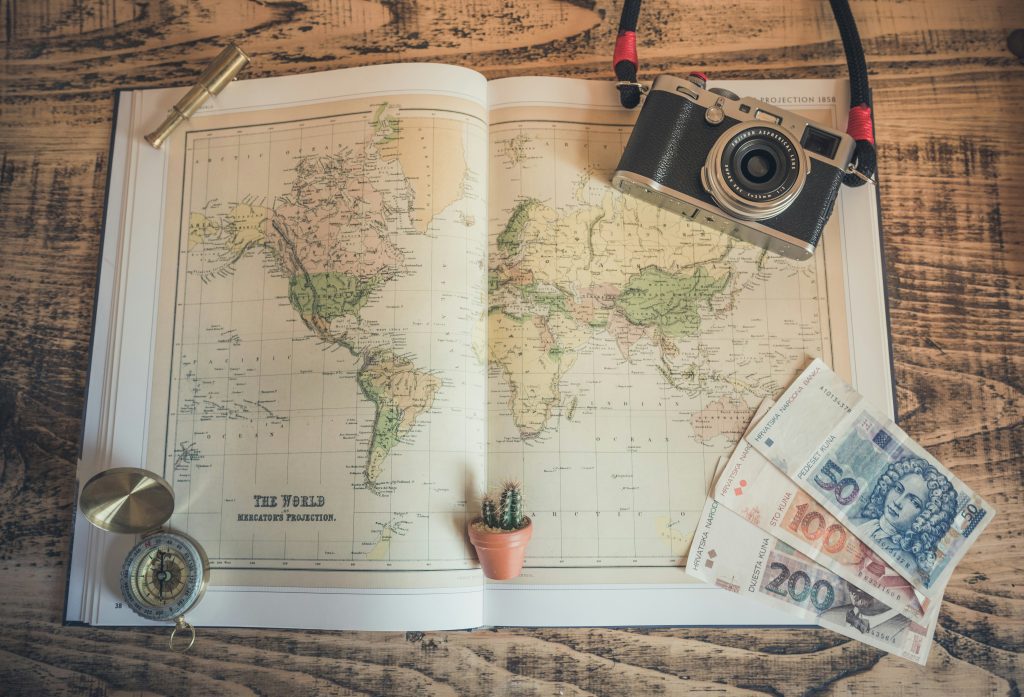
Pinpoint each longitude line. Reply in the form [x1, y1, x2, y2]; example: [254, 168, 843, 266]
[427, 115, 434, 562]
[189, 138, 212, 539]
[216, 132, 243, 560]
[254, 125, 273, 562]
[352, 114, 365, 562]
[317, 117, 335, 564]
[169, 135, 196, 528]
[555, 123, 563, 561]
[387, 109, 398, 564]
[282, 123, 307, 564]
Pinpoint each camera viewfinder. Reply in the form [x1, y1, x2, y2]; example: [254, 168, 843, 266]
[801, 126, 841, 159]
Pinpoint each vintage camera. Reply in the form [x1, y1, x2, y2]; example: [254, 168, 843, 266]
[613, 74, 856, 260]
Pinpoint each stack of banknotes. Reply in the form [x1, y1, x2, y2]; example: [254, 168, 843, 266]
[687, 359, 995, 664]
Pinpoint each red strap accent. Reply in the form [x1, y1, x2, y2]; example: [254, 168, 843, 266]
[614, 31, 638, 68]
[847, 104, 874, 144]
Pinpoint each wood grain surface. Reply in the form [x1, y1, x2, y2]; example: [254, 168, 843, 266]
[1, 0, 1023, 694]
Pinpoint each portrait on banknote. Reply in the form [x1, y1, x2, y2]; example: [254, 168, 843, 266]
[853, 455, 957, 578]
[819, 415, 962, 585]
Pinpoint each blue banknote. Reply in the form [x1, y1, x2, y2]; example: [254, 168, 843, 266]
[747, 359, 994, 600]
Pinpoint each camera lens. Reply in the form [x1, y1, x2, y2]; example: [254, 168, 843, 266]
[703, 123, 808, 221]
[724, 130, 799, 201]
[741, 152, 774, 182]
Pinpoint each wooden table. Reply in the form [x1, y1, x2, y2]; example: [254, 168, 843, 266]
[2, 1, 1022, 694]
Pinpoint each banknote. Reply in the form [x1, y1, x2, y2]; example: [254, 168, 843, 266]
[709, 456, 728, 495]
[747, 358, 995, 600]
[687, 498, 936, 665]
[713, 432, 931, 620]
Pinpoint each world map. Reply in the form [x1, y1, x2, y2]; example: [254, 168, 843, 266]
[164, 98, 838, 571]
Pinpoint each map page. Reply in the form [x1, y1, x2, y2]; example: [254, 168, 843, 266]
[154, 88, 491, 576]
[485, 78, 846, 570]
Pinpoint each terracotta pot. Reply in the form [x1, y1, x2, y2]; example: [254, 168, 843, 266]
[468, 517, 533, 580]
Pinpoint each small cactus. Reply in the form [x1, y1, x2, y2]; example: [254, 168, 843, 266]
[480, 481, 526, 531]
[469, 481, 533, 580]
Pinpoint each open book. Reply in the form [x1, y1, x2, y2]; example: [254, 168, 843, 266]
[67, 63, 893, 631]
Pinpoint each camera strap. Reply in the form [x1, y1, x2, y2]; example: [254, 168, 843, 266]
[612, 0, 644, 109]
[613, 0, 877, 187]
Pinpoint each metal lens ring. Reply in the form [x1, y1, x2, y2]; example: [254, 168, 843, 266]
[704, 122, 809, 221]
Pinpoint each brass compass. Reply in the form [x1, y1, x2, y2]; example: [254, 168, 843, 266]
[79, 468, 209, 651]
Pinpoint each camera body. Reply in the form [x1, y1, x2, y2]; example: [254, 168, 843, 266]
[612, 74, 856, 260]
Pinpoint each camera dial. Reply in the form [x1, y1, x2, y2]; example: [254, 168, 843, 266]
[708, 87, 740, 101]
[701, 122, 810, 221]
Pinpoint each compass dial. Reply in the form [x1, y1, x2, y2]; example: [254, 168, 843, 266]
[119, 531, 208, 622]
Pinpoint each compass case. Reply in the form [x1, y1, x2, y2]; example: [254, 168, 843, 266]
[79, 467, 175, 534]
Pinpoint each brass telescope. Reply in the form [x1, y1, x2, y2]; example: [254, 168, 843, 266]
[145, 43, 251, 148]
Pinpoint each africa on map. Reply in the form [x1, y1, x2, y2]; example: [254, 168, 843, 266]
[164, 101, 488, 571]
